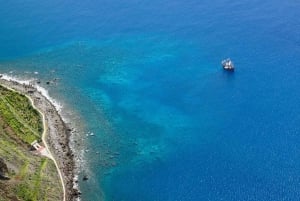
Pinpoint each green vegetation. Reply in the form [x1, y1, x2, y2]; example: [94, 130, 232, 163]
[0, 85, 43, 144]
[0, 85, 63, 201]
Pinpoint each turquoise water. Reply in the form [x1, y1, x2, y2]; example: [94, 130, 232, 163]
[1, 1, 300, 200]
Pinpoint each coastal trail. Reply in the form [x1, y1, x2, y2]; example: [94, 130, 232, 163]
[2, 84, 66, 201]
[29, 96, 66, 201]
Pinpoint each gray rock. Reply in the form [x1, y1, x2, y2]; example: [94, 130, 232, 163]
[0, 158, 9, 180]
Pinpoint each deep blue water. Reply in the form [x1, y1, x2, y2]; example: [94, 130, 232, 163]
[1, 1, 300, 201]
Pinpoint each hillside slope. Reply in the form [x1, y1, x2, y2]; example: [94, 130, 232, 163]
[0, 85, 63, 201]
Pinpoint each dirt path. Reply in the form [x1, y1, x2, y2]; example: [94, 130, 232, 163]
[2, 84, 66, 201]
[28, 95, 66, 201]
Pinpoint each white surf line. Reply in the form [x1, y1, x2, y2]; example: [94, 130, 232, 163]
[1, 84, 66, 201]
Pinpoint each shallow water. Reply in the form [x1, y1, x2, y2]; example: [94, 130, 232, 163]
[1, 1, 300, 200]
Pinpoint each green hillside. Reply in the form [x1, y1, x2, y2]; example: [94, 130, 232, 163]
[0, 85, 63, 201]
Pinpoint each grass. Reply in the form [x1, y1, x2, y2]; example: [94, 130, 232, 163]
[18, 161, 29, 180]
[0, 84, 63, 201]
[32, 158, 48, 200]
[0, 85, 43, 144]
[15, 183, 35, 201]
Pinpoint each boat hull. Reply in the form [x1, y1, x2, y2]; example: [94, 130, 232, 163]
[223, 67, 234, 71]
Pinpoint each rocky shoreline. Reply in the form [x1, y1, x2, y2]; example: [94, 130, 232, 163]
[0, 76, 80, 201]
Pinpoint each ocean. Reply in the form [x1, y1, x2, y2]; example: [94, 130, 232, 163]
[1, 0, 300, 200]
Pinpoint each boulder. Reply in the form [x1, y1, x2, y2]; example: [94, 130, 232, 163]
[82, 175, 88, 181]
[0, 158, 9, 180]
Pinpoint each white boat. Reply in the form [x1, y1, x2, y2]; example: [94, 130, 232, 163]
[222, 58, 234, 71]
